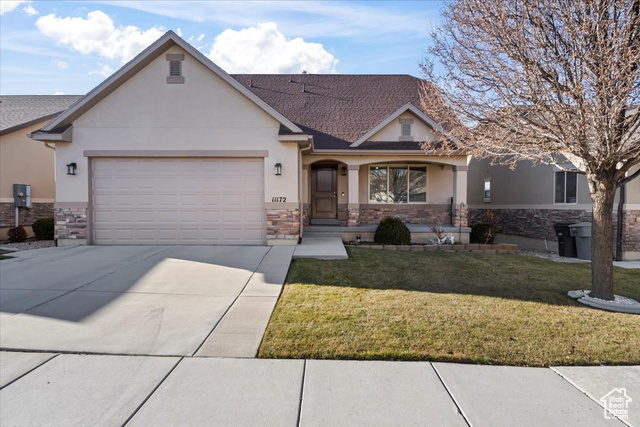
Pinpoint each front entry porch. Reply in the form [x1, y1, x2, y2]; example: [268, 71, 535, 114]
[302, 156, 470, 233]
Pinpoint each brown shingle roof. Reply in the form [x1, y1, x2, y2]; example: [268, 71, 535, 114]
[231, 74, 437, 150]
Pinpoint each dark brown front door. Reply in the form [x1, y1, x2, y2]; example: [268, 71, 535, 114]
[311, 166, 337, 219]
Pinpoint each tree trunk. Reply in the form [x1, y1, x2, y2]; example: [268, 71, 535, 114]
[589, 177, 617, 301]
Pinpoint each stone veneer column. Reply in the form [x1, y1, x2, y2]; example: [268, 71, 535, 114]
[347, 165, 360, 226]
[266, 206, 300, 244]
[452, 165, 469, 227]
[55, 203, 88, 243]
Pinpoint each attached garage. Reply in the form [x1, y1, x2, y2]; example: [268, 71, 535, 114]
[91, 158, 265, 245]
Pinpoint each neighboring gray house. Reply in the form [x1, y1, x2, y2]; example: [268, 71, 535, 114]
[468, 159, 640, 260]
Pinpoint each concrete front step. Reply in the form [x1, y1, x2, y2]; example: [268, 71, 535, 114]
[293, 236, 348, 260]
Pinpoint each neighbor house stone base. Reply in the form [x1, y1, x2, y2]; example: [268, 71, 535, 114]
[468, 208, 592, 241]
[621, 209, 640, 257]
[0, 202, 54, 228]
[55, 207, 87, 241]
[266, 208, 300, 243]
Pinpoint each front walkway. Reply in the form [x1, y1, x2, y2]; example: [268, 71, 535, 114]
[1, 353, 635, 426]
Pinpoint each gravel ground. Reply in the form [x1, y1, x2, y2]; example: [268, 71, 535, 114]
[518, 249, 590, 264]
[0, 240, 56, 251]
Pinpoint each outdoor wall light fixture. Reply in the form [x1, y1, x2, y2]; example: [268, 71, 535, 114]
[274, 163, 282, 176]
[66, 162, 77, 175]
[342, 166, 347, 176]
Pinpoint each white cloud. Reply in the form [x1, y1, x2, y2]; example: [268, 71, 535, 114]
[35, 10, 164, 63]
[22, 4, 37, 16]
[0, 0, 28, 15]
[89, 63, 115, 78]
[176, 28, 183, 37]
[51, 59, 68, 69]
[53, 91, 65, 95]
[208, 22, 338, 74]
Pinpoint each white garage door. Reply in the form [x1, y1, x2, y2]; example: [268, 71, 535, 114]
[92, 158, 265, 245]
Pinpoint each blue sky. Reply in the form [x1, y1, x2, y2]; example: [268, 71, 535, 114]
[0, 1, 444, 95]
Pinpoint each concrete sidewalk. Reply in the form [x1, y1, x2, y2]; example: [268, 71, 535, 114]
[1, 352, 635, 427]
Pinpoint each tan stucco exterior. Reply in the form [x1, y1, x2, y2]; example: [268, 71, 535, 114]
[0, 121, 55, 239]
[56, 46, 299, 206]
[1, 121, 56, 203]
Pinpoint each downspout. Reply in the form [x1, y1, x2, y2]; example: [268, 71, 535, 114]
[615, 184, 625, 261]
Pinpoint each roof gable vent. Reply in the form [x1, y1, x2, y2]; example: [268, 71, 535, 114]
[166, 53, 185, 84]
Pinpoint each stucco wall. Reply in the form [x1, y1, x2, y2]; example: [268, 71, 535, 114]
[1, 121, 55, 203]
[55, 45, 299, 205]
[468, 158, 592, 208]
[368, 111, 439, 142]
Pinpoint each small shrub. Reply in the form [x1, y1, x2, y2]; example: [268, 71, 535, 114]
[7, 226, 28, 243]
[470, 222, 498, 244]
[374, 216, 411, 245]
[32, 217, 55, 240]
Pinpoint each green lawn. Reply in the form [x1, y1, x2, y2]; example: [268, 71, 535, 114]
[0, 250, 14, 260]
[259, 247, 640, 366]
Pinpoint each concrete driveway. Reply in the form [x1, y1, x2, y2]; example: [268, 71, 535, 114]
[0, 245, 294, 357]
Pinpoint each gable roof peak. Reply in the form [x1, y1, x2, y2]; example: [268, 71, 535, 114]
[37, 30, 302, 135]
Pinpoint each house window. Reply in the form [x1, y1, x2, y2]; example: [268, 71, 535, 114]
[369, 165, 427, 203]
[484, 178, 491, 202]
[554, 171, 577, 203]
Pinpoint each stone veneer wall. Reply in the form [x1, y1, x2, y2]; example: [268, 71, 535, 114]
[337, 204, 348, 226]
[621, 210, 640, 255]
[468, 208, 592, 241]
[1, 203, 54, 228]
[358, 205, 453, 226]
[55, 207, 87, 240]
[266, 208, 300, 241]
[302, 203, 310, 227]
[452, 206, 468, 227]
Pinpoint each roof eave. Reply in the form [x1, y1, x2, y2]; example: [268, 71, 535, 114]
[28, 126, 73, 142]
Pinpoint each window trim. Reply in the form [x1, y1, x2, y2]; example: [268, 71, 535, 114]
[368, 164, 429, 204]
[483, 178, 491, 202]
[553, 170, 578, 204]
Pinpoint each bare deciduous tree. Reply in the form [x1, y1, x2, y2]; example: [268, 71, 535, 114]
[421, 0, 640, 300]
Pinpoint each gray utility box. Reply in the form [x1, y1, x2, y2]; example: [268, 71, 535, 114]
[569, 222, 592, 260]
[13, 184, 31, 208]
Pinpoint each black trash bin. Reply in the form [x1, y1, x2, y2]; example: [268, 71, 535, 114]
[553, 223, 577, 258]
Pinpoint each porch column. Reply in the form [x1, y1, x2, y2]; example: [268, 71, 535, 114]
[452, 165, 468, 227]
[347, 165, 360, 227]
